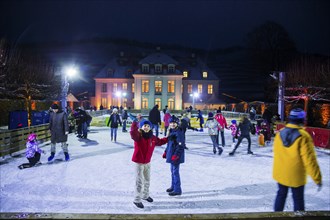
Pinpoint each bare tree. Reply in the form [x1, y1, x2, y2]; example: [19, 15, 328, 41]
[246, 21, 297, 71]
[0, 38, 61, 123]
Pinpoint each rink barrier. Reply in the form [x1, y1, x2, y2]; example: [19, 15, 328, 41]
[0, 211, 329, 219]
[0, 124, 51, 157]
[276, 123, 330, 149]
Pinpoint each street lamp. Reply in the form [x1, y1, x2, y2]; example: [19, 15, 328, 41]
[61, 66, 78, 113]
[116, 91, 127, 107]
[190, 92, 199, 110]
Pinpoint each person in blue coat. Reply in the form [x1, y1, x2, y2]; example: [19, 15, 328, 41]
[162, 115, 185, 196]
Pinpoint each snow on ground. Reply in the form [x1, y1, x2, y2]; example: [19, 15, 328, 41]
[0, 124, 329, 214]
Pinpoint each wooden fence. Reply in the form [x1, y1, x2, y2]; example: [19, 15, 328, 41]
[0, 124, 51, 157]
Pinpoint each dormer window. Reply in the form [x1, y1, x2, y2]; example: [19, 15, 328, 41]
[142, 64, 149, 73]
[168, 64, 175, 73]
[155, 64, 162, 73]
[107, 68, 114, 77]
[202, 71, 208, 78]
[183, 71, 188, 78]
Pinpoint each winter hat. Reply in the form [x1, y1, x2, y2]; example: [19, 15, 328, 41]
[112, 108, 118, 113]
[208, 112, 214, 118]
[51, 103, 59, 109]
[139, 119, 152, 128]
[231, 120, 237, 124]
[288, 108, 306, 120]
[169, 115, 180, 124]
[27, 133, 37, 142]
[217, 109, 221, 113]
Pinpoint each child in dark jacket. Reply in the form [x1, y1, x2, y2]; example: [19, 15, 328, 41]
[163, 115, 185, 196]
[130, 118, 168, 209]
[229, 116, 254, 156]
[18, 133, 45, 169]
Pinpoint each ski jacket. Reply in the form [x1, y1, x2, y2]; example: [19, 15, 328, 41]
[130, 121, 167, 164]
[236, 118, 253, 137]
[273, 123, 322, 187]
[165, 127, 185, 164]
[25, 140, 43, 158]
[229, 124, 239, 137]
[205, 118, 220, 135]
[107, 113, 122, 128]
[214, 113, 227, 130]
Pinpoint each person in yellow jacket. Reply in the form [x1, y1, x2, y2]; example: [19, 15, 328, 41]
[273, 108, 322, 212]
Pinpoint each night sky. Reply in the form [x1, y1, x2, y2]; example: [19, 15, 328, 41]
[1, 0, 330, 55]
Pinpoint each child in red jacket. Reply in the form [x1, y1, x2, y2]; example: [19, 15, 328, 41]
[130, 117, 168, 209]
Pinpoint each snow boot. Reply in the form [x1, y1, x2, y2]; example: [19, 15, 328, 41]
[247, 151, 254, 155]
[229, 151, 235, 156]
[213, 148, 216, 154]
[218, 147, 223, 155]
[142, 197, 153, 203]
[166, 187, 174, 192]
[48, 152, 55, 162]
[133, 202, 144, 209]
[169, 191, 182, 196]
[64, 152, 70, 161]
[199, 128, 204, 132]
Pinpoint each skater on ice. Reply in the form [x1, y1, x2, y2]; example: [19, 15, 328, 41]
[130, 116, 168, 209]
[48, 103, 70, 162]
[163, 115, 185, 196]
[18, 133, 46, 169]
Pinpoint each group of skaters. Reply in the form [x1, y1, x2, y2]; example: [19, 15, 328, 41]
[18, 103, 322, 213]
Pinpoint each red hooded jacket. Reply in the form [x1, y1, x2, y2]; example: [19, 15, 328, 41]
[130, 121, 167, 164]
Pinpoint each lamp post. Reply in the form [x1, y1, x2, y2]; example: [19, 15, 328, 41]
[61, 66, 78, 113]
[190, 92, 199, 110]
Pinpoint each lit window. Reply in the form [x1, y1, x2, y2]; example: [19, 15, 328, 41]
[183, 71, 188, 78]
[187, 84, 192, 93]
[142, 98, 148, 109]
[198, 84, 202, 93]
[101, 97, 107, 108]
[122, 83, 127, 91]
[101, 83, 107, 93]
[113, 83, 118, 92]
[132, 83, 135, 93]
[142, 80, 149, 93]
[168, 81, 175, 93]
[203, 71, 208, 78]
[123, 98, 127, 108]
[168, 98, 174, 110]
[155, 98, 161, 107]
[208, 84, 213, 94]
[155, 81, 162, 93]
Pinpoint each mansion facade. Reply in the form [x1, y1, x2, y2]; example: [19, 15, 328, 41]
[93, 49, 222, 110]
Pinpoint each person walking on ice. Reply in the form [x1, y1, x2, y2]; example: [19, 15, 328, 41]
[273, 108, 322, 212]
[130, 117, 168, 209]
[48, 104, 70, 162]
[229, 115, 254, 156]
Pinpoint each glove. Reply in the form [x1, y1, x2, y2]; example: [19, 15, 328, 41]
[317, 183, 322, 192]
[162, 152, 166, 159]
[234, 135, 238, 139]
[171, 155, 179, 161]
